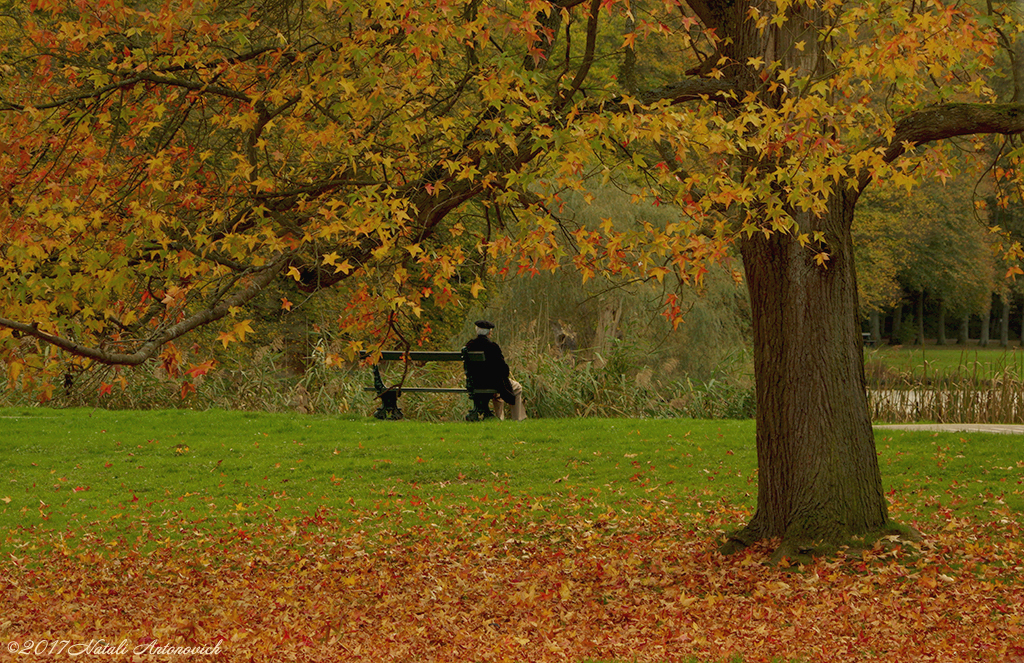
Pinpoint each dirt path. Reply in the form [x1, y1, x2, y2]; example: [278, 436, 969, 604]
[874, 423, 1024, 435]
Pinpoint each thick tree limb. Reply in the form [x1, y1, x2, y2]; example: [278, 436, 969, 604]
[0, 255, 288, 366]
[879, 103, 1024, 164]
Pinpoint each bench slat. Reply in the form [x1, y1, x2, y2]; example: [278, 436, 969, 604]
[360, 350, 485, 362]
[359, 348, 496, 421]
[363, 387, 497, 394]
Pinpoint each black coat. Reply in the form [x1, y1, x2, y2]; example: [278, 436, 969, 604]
[464, 335, 516, 403]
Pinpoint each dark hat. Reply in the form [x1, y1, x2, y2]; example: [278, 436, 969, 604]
[474, 320, 495, 329]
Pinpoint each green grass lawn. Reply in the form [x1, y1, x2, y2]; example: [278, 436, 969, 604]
[865, 344, 1024, 380]
[1, 408, 760, 552]
[2, 407, 1021, 553]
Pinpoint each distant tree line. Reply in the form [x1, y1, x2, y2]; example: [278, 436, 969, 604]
[866, 291, 1024, 347]
[855, 156, 1024, 348]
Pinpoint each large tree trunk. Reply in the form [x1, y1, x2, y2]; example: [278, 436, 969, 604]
[731, 193, 889, 557]
[684, 0, 1024, 561]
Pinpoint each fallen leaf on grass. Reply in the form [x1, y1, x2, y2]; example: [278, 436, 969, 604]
[3, 493, 1023, 663]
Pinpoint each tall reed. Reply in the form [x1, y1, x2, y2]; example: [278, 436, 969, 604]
[868, 355, 1024, 424]
[19, 340, 756, 421]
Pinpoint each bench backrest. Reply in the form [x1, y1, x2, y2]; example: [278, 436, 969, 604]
[361, 350, 485, 362]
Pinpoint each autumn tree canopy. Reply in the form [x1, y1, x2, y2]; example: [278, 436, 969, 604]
[3, 0, 1024, 552]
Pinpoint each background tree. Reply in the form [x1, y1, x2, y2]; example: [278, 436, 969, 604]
[855, 169, 997, 346]
[3, 0, 1024, 558]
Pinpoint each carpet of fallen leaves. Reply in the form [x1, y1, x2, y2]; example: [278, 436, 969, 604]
[2, 497, 1022, 663]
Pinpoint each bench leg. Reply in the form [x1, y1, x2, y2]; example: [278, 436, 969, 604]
[373, 389, 403, 420]
[466, 393, 494, 422]
[370, 365, 403, 420]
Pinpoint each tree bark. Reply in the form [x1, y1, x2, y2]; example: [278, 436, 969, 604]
[731, 192, 888, 553]
[957, 314, 970, 345]
[891, 304, 903, 345]
[915, 291, 926, 346]
[869, 310, 881, 345]
[980, 299, 992, 347]
[936, 299, 946, 346]
[999, 293, 1011, 347]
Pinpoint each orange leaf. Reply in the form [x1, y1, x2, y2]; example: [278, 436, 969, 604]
[186, 360, 217, 378]
[217, 331, 235, 349]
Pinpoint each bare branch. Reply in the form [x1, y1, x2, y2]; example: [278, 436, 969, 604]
[591, 78, 739, 114]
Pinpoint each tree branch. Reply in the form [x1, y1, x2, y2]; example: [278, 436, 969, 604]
[862, 102, 1024, 188]
[0, 255, 288, 366]
[596, 78, 738, 113]
[881, 103, 1024, 162]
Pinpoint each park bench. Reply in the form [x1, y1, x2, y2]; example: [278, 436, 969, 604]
[360, 350, 498, 421]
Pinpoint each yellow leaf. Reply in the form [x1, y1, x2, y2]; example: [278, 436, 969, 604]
[287, 266, 302, 282]
[8, 361, 22, 385]
[648, 266, 670, 283]
[470, 278, 485, 298]
[233, 320, 254, 343]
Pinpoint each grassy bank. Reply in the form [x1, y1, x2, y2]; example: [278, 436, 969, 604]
[864, 345, 1024, 382]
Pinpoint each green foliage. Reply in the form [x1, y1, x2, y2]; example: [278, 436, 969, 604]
[854, 169, 997, 317]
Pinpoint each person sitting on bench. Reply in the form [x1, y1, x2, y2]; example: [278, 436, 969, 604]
[463, 320, 526, 421]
